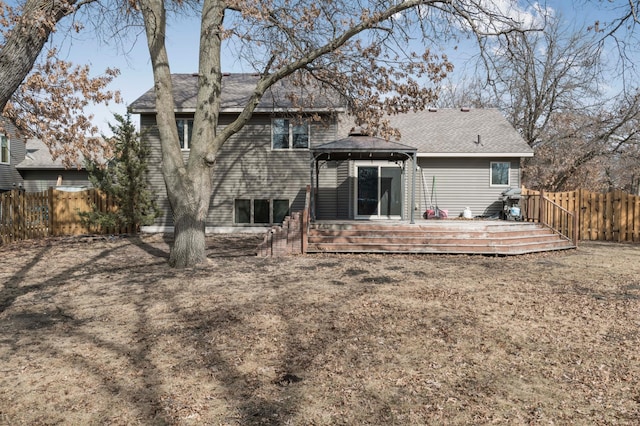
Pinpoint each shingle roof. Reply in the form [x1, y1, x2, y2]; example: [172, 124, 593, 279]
[128, 73, 346, 113]
[129, 74, 531, 157]
[16, 138, 106, 170]
[382, 108, 533, 157]
[16, 138, 68, 169]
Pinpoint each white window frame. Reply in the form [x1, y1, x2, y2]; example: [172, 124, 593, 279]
[176, 118, 194, 151]
[0, 134, 9, 164]
[271, 118, 310, 150]
[490, 161, 511, 187]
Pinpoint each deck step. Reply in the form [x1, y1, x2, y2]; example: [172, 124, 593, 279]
[305, 220, 575, 255]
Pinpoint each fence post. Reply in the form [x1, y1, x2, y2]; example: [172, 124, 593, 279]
[47, 187, 54, 237]
[616, 190, 626, 242]
[573, 210, 579, 247]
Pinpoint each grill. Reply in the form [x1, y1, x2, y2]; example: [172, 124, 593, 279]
[500, 188, 522, 220]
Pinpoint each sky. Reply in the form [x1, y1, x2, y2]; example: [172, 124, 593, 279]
[46, 0, 637, 136]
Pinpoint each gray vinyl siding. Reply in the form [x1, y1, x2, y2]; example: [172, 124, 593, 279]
[140, 114, 172, 226]
[140, 113, 339, 227]
[336, 161, 350, 219]
[311, 159, 352, 220]
[417, 157, 522, 218]
[19, 170, 91, 192]
[0, 121, 25, 191]
[316, 161, 338, 220]
[404, 158, 418, 221]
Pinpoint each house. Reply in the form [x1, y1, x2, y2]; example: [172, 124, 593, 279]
[0, 118, 26, 192]
[16, 138, 93, 192]
[0, 115, 96, 193]
[129, 73, 533, 232]
[129, 73, 345, 232]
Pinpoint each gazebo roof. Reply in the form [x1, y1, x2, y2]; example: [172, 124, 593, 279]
[312, 128, 417, 161]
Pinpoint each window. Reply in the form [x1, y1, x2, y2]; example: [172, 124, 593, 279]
[491, 162, 510, 186]
[273, 199, 290, 223]
[0, 135, 8, 164]
[235, 199, 251, 223]
[254, 199, 270, 224]
[234, 199, 290, 224]
[272, 118, 309, 149]
[176, 118, 194, 150]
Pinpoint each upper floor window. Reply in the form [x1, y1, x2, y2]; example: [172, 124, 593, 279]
[176, 118, 194, 150]
[490, 161, 510, 186]
[272, 118, 309, 150]
[0, 135, 9, 164]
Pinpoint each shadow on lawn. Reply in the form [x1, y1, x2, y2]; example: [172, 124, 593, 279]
[1, 237, 398, 425]
[129, 232, 263, 260]
[0, 243, 123, 315]
[172, 277, 399, 424]
[0, 240, 175, 424]
[129, 234, 172, 259]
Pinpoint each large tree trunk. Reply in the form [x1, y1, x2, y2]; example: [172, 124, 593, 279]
[167, 174, 212, 267]
[139, 0, 223, 268]
[163, 0, 224, 267]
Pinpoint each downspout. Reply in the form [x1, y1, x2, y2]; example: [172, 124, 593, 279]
[410, 152, 416, 224]
[309, 155, 316, 221]
[314, 157, 320, 221]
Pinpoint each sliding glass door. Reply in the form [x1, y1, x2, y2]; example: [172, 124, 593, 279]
[355, 163, 402, 219]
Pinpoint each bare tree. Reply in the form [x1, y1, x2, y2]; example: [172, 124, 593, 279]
[134, 0, 536, 267]
[475, 16, 605, 148]
[0, 0, 122, 166]
[525, 91, 640, 191]
[437, 10, 640, 192]
[586, 0, 640, 89]
[0, 0, 94, 112]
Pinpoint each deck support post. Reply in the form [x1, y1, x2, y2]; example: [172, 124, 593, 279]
[410, 153, 416, 224]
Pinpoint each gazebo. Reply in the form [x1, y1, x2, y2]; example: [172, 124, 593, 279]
[310, 128, 419, 223]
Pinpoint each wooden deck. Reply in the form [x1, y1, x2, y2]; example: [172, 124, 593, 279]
[305, 219, 576, 255]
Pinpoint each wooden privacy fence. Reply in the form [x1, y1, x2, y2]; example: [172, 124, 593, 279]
[0, 188, 132, 244]
[521, 188, 640, 243]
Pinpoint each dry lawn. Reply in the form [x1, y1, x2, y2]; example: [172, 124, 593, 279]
[0, 234, 639, 425]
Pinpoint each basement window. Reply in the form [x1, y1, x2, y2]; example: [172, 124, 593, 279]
[234, 198, 290, 224]
[490, 162, 510, 186]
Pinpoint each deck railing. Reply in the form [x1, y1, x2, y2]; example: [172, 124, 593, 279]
[522, 191, 579, 246]
[302, 184, 311, 254]
[521, 187, 640, 243]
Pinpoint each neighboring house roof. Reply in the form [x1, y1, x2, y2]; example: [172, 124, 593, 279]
[383, 108, 533, 157]
[128, 73, 347, 114]
[16, 138, 88, 170]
